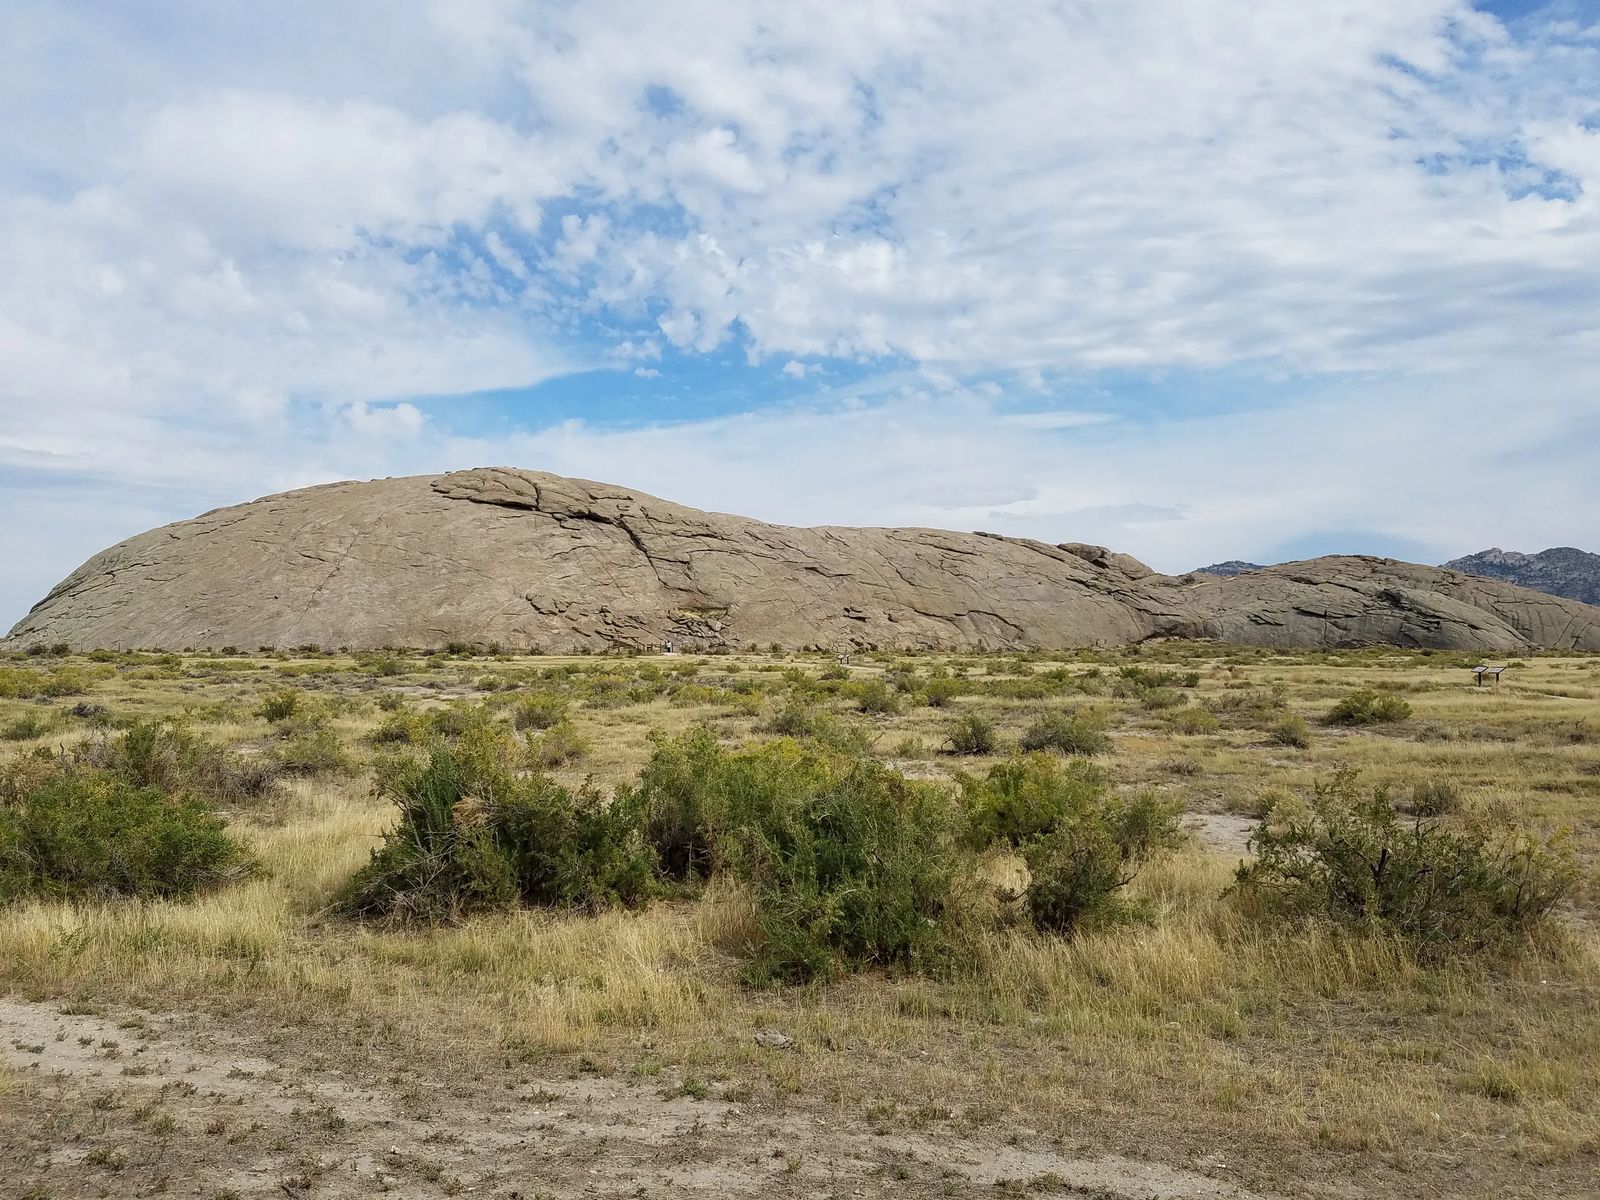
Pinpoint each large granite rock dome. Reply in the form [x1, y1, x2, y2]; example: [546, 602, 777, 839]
[9, 467, 1600, 653]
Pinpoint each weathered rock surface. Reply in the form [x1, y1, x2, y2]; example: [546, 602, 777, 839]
[1181, 557, 1600, 653]
[9, 468, 1600, 653]
[1442, 546, 1600, 607]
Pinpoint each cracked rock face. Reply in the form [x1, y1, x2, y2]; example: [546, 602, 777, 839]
[9, 468, 1600, 653]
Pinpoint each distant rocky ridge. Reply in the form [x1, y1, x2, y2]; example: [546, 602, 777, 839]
[8, 467, 1600, 654]
[1441, 547, 1600, 607]
[1191, 560, 1263, 577]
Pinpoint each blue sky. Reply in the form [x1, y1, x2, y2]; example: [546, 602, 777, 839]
[1, 0, 1599, 628]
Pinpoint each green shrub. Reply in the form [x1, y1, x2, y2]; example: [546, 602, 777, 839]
[40, 669, 91, 698]
[625, 727, 731, 883]
[1019, 710, 1111, 756]
[423, 703, 496, 741]
[258, 689, 304, 723]
[511, 694, 569, 731]
[1165, 707, 1220, 736]
[884, 667, 921, 694]
[1327, 690, 1412, 726]
[1023, 823, 1132, 935]
[629, 731, 978, 983]
[0, 668, 42, 699]
[79, 720, 281, 803]
[1, 714, 51, 742]
[525, 720, 589, 768]
[1270, 715, 1311, 748]
[1207, 686, 1287, 723]
[946, 713, 998, 756]
[853, 679, 900, 715]
[924, 677, 962, 708]
[1118, 666, 1200, 690]
[761, 703, 873, 754]
[1409, 778, 1463, 818]
[1230, 771, 1575, 956]
[368, 713, 423, 745]
[766, 702, 823, 737]
[268, 725, 353, 776]
[961, 754, 1101, 849]
[0, 765, 249, 902]
[1105, 789, 1186, 861]
[337, 726, 652, 922]
[957, 753, 1102, 849]
[1139, 687, 1187, 711]
[720, 753, 971, 984]
[958, 755, 1179, 935]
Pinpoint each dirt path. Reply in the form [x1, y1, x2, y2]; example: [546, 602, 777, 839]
[2, 996, 1266, 1199]
[1181, 813, 1256, 858]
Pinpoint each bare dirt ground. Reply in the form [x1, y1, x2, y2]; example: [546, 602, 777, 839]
[1, 997, 1265, 1200]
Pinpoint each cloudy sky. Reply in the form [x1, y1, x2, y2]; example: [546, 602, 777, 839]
[2, 0, 1598, 628]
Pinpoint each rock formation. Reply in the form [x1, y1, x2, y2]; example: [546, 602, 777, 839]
[9, 467, 1600, 654]
[1441, 547, 1600, 607]
[1191, 560, 1263, 577]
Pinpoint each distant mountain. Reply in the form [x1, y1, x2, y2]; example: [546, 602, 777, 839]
[1191, 560, 1263, 577]
[1441, 547, 1600, 606]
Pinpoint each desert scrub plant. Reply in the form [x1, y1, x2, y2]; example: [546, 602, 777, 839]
[266, 724, 353, 776]
[717, 750, 975, 984]
[257, 688, 305, 723]
[0, 668, 43, 699]
[1270, 714, 1312, 748]
[1409, 778, 1463, 818]
[510, 694, 568, 731]
[1022, 823, 1134, 936]
[524, 720, 589, 768]
[959, 756, 1179, 936]
[628, 730, 981, 982]
[1229, 771, 1576, 957]
[761, 703, 873, 754]
[957, 754, 1180, 858]
[1138, 687, 1188, 712]
[0, 762, 250, 902]
[959, 753, 1109, 848]
[337, 726, 652, 922]
[1206, 685, 1288, 724]
[1, 713, 52, 742]
[1018, 710, 1111, 756]
[625, 726, 737, 883]
[1117, 665, 1200, 690]
[945, 713, 998, 756]
[1326, 689, 1412, 726]
[765, 701, 825, 737]
[1163, 707, 1220, 736]
[853, 679, 900, 715]
[1107, 789, 1186, 859]
[78, 720, 280, 803]
[38, 668, 93, 697]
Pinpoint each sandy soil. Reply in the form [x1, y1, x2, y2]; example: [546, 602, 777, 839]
[2, 996, 1266, 1200]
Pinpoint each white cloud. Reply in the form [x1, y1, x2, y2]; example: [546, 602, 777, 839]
[2, 0, 1599, 625]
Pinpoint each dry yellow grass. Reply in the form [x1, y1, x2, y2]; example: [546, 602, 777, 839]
[2, 645, 1598, 1193]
